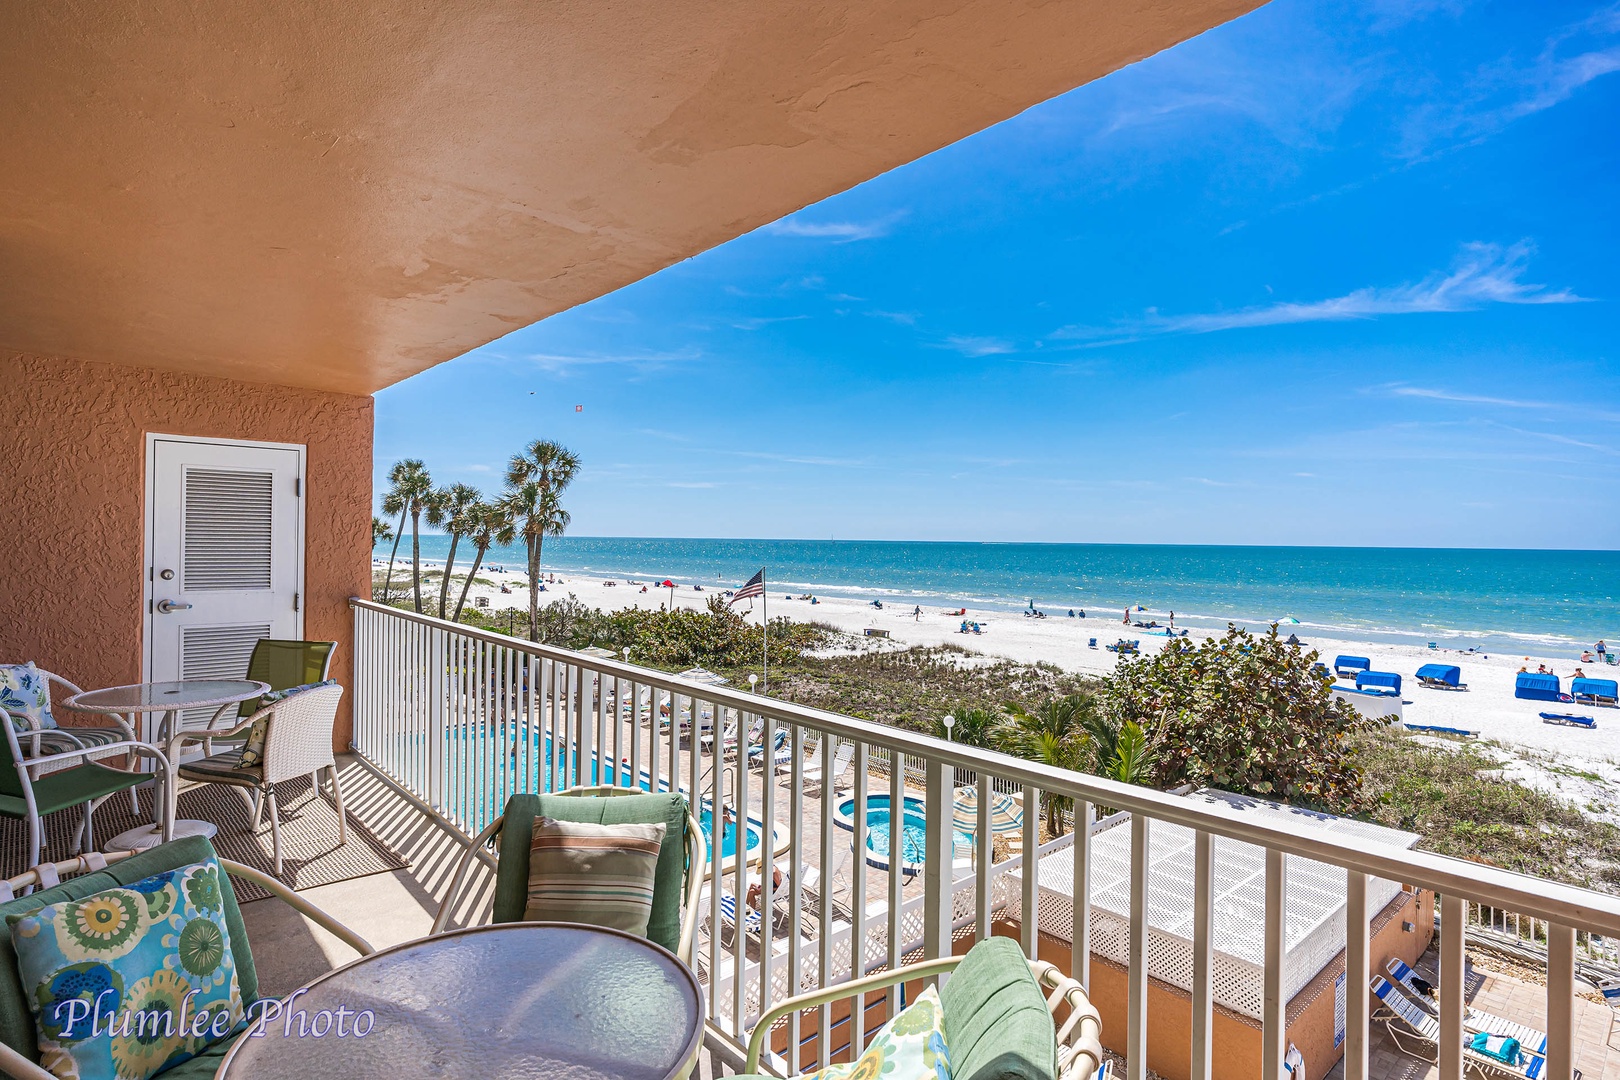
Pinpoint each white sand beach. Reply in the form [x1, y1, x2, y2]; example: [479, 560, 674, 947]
[381, 558, 1620, 823]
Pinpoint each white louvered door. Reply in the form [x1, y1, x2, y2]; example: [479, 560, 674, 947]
[146, 436, 304, 741]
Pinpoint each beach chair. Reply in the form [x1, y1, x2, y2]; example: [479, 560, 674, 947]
[1597, 977, 1619, 1040]
[1370, 977, 1554, 1079]
[801, 738, 854, 795]
[748, 728, 791, 771]
[1540, 712, 1596, 729]
[1356, 670, 1402, 696]
[1417, 664, 1467, 691]
[718, 891, 764, 937]
[1570, 677, 1618, 707]
[1514, 672, 1563, 702]
[1335, 655, 1371, 677]
[1386, 958, 1548, 1055]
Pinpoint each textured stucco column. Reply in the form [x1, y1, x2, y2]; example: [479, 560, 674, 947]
[0, 352, 372, 752]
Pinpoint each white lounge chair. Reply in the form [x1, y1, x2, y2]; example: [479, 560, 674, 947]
[1387, 957, 1549, 1055]
[1370, 976, 1557, 1079]
[800, 737, 854, 793]
[1599, 977, 1620, 1041]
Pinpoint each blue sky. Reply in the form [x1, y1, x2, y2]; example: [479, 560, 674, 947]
[376, 0, 1620, 548]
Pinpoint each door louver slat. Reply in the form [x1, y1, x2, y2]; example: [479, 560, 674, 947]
[179, 623, 272, 728]
[183, 468, 274, 591]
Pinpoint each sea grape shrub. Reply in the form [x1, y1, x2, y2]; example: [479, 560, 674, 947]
[1098, 624, 1373, 807]
[530, 594, 826, 669]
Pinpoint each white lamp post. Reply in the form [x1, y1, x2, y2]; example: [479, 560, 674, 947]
[942, 713, 955, 742]
[748, 674, 758, 694]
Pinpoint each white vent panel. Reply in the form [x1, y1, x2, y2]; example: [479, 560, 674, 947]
[183, 468, 274, 591]
[179, 623, 271, 727]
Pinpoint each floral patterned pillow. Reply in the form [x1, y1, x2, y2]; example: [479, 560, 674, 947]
[6, 858, 244, 1080]
[797, 984, 951, 1080]
[237, 680, 337, 768]
[0, 663, 58, 732]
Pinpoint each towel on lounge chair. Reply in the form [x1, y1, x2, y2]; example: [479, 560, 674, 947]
[1471, 1033, 1522, 1064]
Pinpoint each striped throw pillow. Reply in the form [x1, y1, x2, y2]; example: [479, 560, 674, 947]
[524, 816, 667, 937]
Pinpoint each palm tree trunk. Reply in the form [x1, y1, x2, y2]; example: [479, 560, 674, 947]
[526, 534, 540, 641]
[438, 532, 461, 619]
[453, 544, 488, 623]
[381, 509, 407, 603]
[411, 508, 424, 613]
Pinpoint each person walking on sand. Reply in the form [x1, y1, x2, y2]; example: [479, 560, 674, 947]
[1169, 610, 1175, 629]
[1599, 640, 1609, 660]
[1123, 608, 1130, 624]
[914, 605, 922, 622]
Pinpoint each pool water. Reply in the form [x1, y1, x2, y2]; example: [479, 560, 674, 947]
[450, 726, 763, 864]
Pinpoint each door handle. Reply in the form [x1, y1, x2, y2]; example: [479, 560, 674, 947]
[154, 599, 194, 614]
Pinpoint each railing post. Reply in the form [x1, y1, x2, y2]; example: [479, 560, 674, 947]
[1262, 848, 1285, 1080]
[923, 757, 952, 971]
[1547, 921, 1575, 1080]
[1127, 815, 1149, 1080]
[1439, 893, 1465, 1080]
[1344, 871, 1369, 1080]
[428, 625, 445, 810]
[1191, 830, 1212, 1080]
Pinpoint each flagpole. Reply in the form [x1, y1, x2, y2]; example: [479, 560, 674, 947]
[762, 568, 768, 696]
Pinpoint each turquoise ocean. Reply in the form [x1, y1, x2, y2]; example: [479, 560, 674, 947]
[376, 537, 1618, 657]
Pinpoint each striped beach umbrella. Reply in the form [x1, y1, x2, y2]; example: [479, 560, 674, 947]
[951, 787, 1023, 836]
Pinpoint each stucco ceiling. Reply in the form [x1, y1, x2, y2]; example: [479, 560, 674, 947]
[1, 1, 1260, 396]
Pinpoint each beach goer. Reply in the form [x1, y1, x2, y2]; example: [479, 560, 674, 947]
[1573, 667, 1586, 679]
[746, 867, 785, 911]
[914, 605, 922, 621]
[1537, 664, 1548, 674]
[1123, 609, 1130, 624]
[1169, 611, 1175, 628]
[1582, 651, 1595, 663]
[1078, 609, 1085, 619]
[960, 620, 970, 634]
[1068, 610, 1075, 618]
[1598, 640, 1608, 659]
[1518, 665, 1527, 673]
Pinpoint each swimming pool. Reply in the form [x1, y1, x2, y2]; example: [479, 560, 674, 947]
[833, 794, 934, 874]
[444, 725, 785, 867]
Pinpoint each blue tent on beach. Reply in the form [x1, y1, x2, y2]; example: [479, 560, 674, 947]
[1514, 672, 1563, 702]
[1334, 655, 1370, 677]
[1415, 664, 1464, 690]
[1356, 670, 1402, 695]
[1571, 677, 1618, 706]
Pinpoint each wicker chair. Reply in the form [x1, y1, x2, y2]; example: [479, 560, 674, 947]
[432, 784, 706, 962]
[744, 937, 1104, 1080]
[1, 666, 140, 779]
[175, 683, 347, 875]
[0, 838, 371, 1080]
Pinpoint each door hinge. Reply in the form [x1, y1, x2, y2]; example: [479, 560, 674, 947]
[293, 592, 300, 612]
[293, 478, 301, 496]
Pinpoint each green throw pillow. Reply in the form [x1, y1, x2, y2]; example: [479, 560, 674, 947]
[0, 663, 58, 732]
[796, 985, 951, 1080]
[236, 680, 337, 768]
[6, 858, 244, 1080]
[524, 816, 666, 937]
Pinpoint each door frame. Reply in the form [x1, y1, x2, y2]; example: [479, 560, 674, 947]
[142, 432, 308, 682]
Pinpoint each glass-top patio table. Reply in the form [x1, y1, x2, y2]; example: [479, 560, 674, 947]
[65, 679, 269, 851]
[217, 923, 705, 1080]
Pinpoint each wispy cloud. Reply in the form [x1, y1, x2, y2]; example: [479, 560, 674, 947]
[764, 211, 907, 243]
[867, 310, 919, 327]
[1402, 5, 1620, 155]
[939, 335, 1016, 357]
[522, 347, 700, 374]
[667, 481, 719, 489]
[1386, 386, 1555, 409]
[1049, 242, 1583, 347]
[731, 315, 811, 331]
[715, 449, 869, 468]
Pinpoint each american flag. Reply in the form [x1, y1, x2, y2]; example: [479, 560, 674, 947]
[728, 568, 765, 605]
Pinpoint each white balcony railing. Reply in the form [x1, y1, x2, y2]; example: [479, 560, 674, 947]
[349, 598, 1620, 1080]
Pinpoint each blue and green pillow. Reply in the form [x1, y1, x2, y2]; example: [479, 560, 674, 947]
[6, 858, 244, 1080]
[0, 663, 58, 733]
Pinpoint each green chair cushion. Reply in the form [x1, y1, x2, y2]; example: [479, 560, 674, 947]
[939, 937, 1057, 1080]
[176, 755, 264, 788]
[494, 792, 689, 954]
[0, 837, 259, 1068]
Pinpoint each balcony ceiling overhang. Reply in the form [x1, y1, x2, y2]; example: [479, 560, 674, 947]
[1, 1, 1260, 396]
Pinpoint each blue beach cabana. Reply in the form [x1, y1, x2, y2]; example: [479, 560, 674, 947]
[1571, 677, 1618, 706]
[1356, 670, 1402, 696]
[1415, 664, 1465, 690]
[1514, 672, 1563, 702]
[1334, 655, 1371, 678]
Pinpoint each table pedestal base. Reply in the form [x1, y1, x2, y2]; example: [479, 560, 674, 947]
[103, 818, 218, 853]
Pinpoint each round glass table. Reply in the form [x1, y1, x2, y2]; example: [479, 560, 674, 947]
[66, 679, 269, 850]
[217, 923, 705, 1080]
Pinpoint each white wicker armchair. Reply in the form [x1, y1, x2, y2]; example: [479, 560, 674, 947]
[174, 683, 347, 875]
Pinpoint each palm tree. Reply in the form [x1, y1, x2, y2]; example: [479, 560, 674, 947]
[372, 517, 393, 546]
[993, 695, 1093, 835]
[378, 460, 429, 605]
[425, 483, 481, 619]
[502, 440, 580, 640]
[452, 502, 517, 623]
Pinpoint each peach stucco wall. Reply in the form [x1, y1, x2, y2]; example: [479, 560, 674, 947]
[0, 353, 372, 750]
